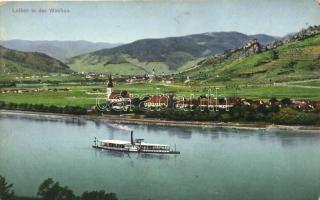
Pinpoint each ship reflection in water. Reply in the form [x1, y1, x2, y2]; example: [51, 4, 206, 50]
[94, 149, 171, 160]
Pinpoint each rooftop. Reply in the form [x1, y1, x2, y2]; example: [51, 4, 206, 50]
[99, 139, 169, 147]
[146, 95, 169, 104]
[138, 142, 169, 147]
[99, 139, 131, 145]
[109, 90, 130, 99]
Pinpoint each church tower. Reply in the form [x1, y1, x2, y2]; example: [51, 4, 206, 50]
[106, 74, 113, 99]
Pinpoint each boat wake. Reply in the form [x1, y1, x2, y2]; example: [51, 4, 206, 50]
[107, 123, 131, 131]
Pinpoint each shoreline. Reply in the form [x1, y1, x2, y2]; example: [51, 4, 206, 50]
[1, 109, 320, 133]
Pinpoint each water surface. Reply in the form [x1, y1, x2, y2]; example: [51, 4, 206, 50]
[0, 114, 320, 200]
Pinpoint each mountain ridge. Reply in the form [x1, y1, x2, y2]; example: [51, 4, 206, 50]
[68, 31, 278, 75]
[0, 40, 122, 61]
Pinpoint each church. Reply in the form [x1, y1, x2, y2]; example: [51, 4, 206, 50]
[106, 75, 131, 104]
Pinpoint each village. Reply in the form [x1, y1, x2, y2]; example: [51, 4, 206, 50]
[2, 71, 320, 117]
[102, 75, 320, 113]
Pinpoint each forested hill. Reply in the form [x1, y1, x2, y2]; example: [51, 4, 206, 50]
[0, 45, 72, 74]
[67, 32, 277, 75]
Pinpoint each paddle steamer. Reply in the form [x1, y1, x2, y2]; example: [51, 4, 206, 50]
[92, 131, 180, 154]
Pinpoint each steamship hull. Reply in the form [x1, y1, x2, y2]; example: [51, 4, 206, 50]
[92, 145, 180, 154]
[92, 131, 180, 154]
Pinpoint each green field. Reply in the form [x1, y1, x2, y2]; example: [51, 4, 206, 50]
[285, 79, 320, 87]
[1, 82, 319, 107]
[0, 85, 96, 107]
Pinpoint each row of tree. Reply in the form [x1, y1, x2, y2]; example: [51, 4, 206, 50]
[0, 101, 87, 115]
[144, 104, 320, 126]
[100, 97, 319, 125]
[1, 97, 319, 125]
[0, 176, 117, 200]
[0, 78, 112, 86]
[95, 97, 320, 125]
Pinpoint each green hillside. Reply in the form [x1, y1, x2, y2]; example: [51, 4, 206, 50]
[176, 34, 320, 85]
[68, 53, 204, 75]
[0, 46, 72, 76]
[67, 32, 276, 75]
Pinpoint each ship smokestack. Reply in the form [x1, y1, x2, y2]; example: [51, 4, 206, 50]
[131, 130, 134, 145]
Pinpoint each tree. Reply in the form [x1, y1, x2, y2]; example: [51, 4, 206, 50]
[7, 103, 17, 110]
[270, 107, 320, 125]
[81, 191, 118, 200]
[280, 98, 292, 106]
[269, 97, 278, 106]
[37, 178, 76, 200]
[0, 101, 6, 109]
[48, 105, 60, 113]
[0, 176, 14, 200]
[270, 50, 279, 60]
[63, 106, 87, 115]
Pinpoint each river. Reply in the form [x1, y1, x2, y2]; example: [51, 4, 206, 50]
[0, 113, 319, 200]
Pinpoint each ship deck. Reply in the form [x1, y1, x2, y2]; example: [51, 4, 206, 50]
[92, 145, 180, 154]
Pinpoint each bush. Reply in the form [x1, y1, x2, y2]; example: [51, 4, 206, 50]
[7, 103, 18, 110]
[48, 105, 60, 113]
[0, 176, 118, 200]
[0, 176, 15, 200]
[0, 102, 87, 115]
[81, 191, 117, 200]
[0, 101, 6, 109]
[280, 98, 292, 106]
[38, 179, 118, 200]
[63, 105, 87, 115]
[270, 50, 279, 60]
[229, 105, 257, 121]
[271, 108, 320, 125]
[37, 178, 75, 200]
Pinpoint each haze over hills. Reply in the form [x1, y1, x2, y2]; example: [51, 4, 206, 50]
[67, 32, 278, 75]
[0, 40, 122, 61]
[0, 45, 71, 74]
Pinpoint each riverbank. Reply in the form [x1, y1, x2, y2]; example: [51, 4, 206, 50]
[1, 109, 320, 133]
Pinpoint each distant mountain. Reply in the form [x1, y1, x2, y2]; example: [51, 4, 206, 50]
[67, 32, 277, 75]
[0, 45, 71, 74]
[175, 27, 320, 85]
[0, 40, 122, 61]
[249, 34, 280, 44]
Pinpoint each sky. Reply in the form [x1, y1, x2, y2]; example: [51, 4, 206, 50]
[0, 0, 320, 43]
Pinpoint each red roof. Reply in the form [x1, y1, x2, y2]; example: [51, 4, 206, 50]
[176, 99, 199, 106]
[199, 97, 239, 106]
[228, 97, 241, 105]
[199, 98, 215, 105]
[109, 90, 130, 99]
[146, 95, 168, 104]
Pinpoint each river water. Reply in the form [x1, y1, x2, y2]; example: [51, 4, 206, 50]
[0, 113, 319, 200]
